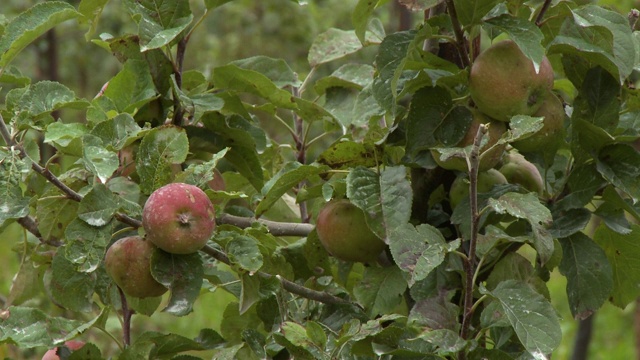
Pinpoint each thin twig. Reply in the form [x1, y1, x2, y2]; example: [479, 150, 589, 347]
[444, 0, 470, 68]
[535, 0, 553, 26]
[292, 85, 309, 223]
[459, 123, 487, 348]
[200, 245, 351, 306]
[217, 213, 314, 237]
[117, 287, 132, 347]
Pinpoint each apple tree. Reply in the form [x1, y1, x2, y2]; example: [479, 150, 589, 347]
[0, 0, 639, 359]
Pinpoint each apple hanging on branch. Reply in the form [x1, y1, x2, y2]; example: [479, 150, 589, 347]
[104, 236, 167, 299]
[315, 199, 387, 263]
[142, 183, 216, 254]
[469, 39, 554, 122]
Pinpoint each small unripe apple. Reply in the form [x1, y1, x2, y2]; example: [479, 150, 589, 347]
[42, 340, 85, 360]
[431, 110, 507, 172]
[499, 152, 544, 195]
[469, 40, 554, 122]
[104, 236, 167, 298]
[207, 169, 226, 192]
[142, 183, 216, 254]
[511, 92, 565, 153]
[449, 169, 508, 209]
[315, 199, 386, 263]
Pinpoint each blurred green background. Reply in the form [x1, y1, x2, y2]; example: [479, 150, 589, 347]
[1, 0, 639, 358]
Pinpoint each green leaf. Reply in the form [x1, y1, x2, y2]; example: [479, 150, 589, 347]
[0, 66, 30, 86]
[103, 59, 157, 113]
[409, 295, 459, 331]
[90, 114, 142, 151]
[187, 121, 264, 191]
[151, 250, 203, 316]
[314, 64, 375, 95]
[231, 56, 301, 88]
[123, 0, 193, 51]
[256, 162, 327, 217]
[204, 0, 235, 10]
[572, 5, 635, 82]
[353, 266, 407, 316]
[82, 143, 119, 184]
[64, 219, 113, 273]
[559, 233, 613, 319]
[78, 0, 110, 40]
[14, 81, 87, 117]
[226, 234, 264, 273]
[549, 208, 592, 239]
[77, 184, 120, 227]
[212, 64, 297, 109]
[572, 67, 620, 133]
[309, 28, 366, 67]
[453, 0, 501, 27]
[486, 252, 550, 300]
[486, 280, 562, 356]
[46, 250, 95, 312]
[596, 144, 640, 202]
[372, 30, 420, 113]
[277, 322, 326, 360]
[488, 192, 554, 265]
[416, 329, 467, 356]
[548, 5, 634, 84]
[317, 140, 378, 170]
[0, 306, 84, 348]
[351, 0, 386, 43]
[594, 224, 640, 307]
[137, 125, 189, 194]
[44, 122, 88, 156]
[0, 2, 82, 67]
[0, 149, 30, 224]
[484, 15, 546, 71]
[502, 115, 545, 144]
[346, 166, 413, 242]
[406, 86, 472, 155]
[388, 223, 458, 286]
[36, 194, 79, 242]
[555, 164, 605, 210]
[177, 148, 229, 188]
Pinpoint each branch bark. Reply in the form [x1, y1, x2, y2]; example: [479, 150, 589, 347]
[459, 123, 487, 353]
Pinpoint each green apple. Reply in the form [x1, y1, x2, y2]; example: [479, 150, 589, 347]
[449, 169, 508, 209]
[104, 236, 167, 298]
[499, 152, 544, 195]
[142, 183, 216, 254]
[469, 40, 554, 122]
[315, 199, 386, 263]
[431, 110, 507, 172]
[511, 91, 565, 153]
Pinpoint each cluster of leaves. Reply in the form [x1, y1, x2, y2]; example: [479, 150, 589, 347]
[1, 0, 640, 359]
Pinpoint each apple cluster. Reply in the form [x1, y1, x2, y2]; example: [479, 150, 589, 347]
[105, 183, 216, 299]
[437, 39, 565, 207]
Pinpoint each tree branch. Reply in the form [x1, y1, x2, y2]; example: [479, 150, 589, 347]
[535, 0, 553, 26]
[444, 0, 470, 68]
[218, 213, 314, 237]
[459, 123, 487, 351]
[200, 245, 352, 306]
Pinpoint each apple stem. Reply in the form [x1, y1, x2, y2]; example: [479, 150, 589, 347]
[459, 123, 487, 349]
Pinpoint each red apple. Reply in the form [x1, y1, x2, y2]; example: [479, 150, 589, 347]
[42, 340, 85, 360]
[142, 183, 216, 254]
[104, 236, 167, 298]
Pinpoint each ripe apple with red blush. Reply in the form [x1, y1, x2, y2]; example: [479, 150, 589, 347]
[142, 183, 216, 254]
